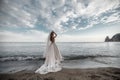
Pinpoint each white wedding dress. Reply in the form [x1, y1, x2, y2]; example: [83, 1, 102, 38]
[35, 33, 63, 74]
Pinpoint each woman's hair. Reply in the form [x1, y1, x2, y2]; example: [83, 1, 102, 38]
[50, 31, 54, 43]
[50, 31, 54, 36]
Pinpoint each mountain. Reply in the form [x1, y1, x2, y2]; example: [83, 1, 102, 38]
[105, 33, 120, 42]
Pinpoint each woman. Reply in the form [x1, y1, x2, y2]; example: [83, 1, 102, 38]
[35, 31, 63, 74]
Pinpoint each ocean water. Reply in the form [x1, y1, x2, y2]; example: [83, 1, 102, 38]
[0, 42, 120, 73]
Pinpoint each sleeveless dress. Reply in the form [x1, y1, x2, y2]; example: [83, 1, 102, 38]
[35, 34, 63, 74]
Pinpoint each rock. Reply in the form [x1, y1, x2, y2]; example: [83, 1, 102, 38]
[111, 33, 120, 41]
[105, 33, 120, 42]
[105, 36, 110, 42]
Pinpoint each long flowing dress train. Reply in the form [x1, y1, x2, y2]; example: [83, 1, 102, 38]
[35, 34, 63, 74]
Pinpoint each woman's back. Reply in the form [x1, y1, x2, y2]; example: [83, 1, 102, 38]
[50, 34, 55, 43]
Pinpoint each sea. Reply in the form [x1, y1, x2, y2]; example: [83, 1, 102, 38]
[0, 42, 120, 73]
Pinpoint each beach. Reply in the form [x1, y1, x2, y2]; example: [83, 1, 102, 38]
[0, 0, 120, 79]
[0, 67, 120, 80]
[0, 42, 120, 80]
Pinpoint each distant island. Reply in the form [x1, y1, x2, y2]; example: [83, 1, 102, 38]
[105, 33, 120, 42]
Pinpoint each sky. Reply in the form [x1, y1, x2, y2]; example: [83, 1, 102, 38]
[0, 0, 120, 42]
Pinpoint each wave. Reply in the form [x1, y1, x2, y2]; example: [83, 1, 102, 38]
[0, 55, 119, 62]
[0, 55, 44, 62]
[64, 55, 120, 60]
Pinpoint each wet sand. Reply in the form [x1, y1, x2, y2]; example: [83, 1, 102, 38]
[0, 67, 120, 80]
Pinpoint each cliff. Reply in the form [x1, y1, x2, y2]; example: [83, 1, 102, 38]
[105, 33, 120, 42]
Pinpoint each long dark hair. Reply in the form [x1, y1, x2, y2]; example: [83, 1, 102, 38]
[50, 31, 54, 42]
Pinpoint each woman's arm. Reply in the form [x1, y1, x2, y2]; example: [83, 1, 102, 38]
[53, 31, 57, 38]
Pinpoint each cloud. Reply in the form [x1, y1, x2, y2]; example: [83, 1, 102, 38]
[0, 0, 119, 33]
[56, 34, 105, 42]
[0, 30, 106, 42]
[0, 0, 37, 28]
[0, 30, 47, 42]
[101, 12, 120, 23]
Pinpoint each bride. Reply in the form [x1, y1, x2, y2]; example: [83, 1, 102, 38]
[35, 31, 63, 74]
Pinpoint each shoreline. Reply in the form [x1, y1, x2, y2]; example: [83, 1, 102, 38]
[0, 67, 120, 80]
